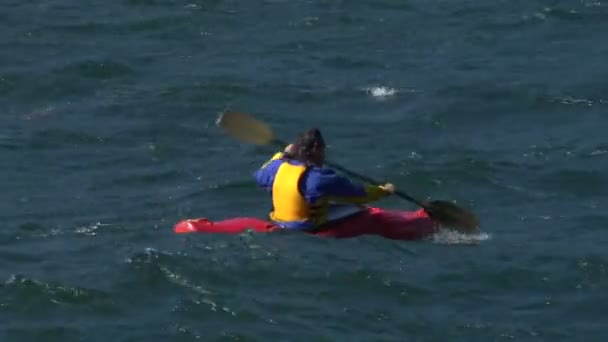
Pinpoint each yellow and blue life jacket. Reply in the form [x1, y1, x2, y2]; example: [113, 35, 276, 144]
[270, 161, 323, 227]
[254, 152, 390, 230]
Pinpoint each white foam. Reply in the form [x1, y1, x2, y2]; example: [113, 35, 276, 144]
[431, 229, 491, 245]
[364, 86, 397, 98]
[75, 222, 109, 236]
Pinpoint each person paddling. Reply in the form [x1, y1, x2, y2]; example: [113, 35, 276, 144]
[254, 128, 396, 230]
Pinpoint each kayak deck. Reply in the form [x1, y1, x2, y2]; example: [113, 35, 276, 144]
[174, 207, 438, 241]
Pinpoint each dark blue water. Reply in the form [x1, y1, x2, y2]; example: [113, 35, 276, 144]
[2, 1, 607, 341]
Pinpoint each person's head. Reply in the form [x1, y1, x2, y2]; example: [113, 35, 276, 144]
[287, 128, 326, 166]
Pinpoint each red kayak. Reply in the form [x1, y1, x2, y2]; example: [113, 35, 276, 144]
[174, 206, 439, 241]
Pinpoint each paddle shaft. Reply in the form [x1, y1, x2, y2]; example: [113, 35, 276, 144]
[271, 139, 430, 210]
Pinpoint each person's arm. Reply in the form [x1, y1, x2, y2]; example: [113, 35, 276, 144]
[304, 168, 394, 204]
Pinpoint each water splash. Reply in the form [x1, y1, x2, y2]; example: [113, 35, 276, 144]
[158, 265, 214, 296]
[364, 86, 397, 98]
[22, 105, 56, 121]
[75, 222, 110, 236]
[431, 229, 491, 245]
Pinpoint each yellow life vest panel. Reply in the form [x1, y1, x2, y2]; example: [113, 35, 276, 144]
[270, 161, 319, 224]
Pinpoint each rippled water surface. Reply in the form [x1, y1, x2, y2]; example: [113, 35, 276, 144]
[1, 1, 607, 341]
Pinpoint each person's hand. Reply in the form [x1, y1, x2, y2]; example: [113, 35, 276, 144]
[379, 183, 395, 195]
[284, 144, 295, 154]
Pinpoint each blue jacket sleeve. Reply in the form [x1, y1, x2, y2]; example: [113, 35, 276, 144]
[253, 152, 285, 190]
[303, 167, 389, 204]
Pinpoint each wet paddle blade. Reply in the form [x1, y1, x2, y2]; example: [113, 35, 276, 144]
[425, 200, 480, 233]
[216, 111, 275, 146]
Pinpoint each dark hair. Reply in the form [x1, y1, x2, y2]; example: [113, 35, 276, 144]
[287, 128, 326, 164]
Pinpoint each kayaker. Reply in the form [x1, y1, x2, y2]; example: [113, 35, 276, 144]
[254, 128, 396, 230]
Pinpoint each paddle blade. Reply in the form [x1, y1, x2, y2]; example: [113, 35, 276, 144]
[425, 200, 480, 233]
[216, 111, 275, 145]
